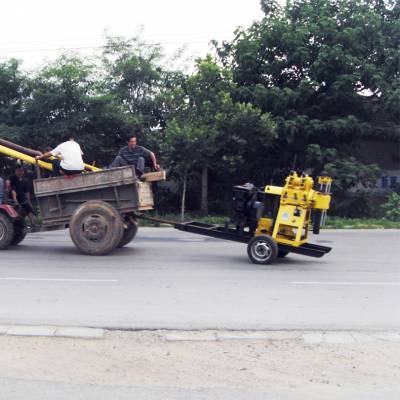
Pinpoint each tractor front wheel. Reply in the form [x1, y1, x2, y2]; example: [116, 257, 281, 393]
[247, 235, 278, 265]
[0, 213, 15, 250]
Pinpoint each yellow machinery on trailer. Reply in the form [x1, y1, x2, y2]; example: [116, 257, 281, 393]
[173, 171, 333, 264]
[257, 172, 332, 245]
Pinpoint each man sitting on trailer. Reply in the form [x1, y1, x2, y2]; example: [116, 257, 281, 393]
[109, 134, 160, 177]
[8, 166, 37, 227]
[35, 135, 85, 176]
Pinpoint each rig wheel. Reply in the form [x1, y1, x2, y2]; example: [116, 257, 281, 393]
[69, 200, 124, 255]
[247, 235, 278, 265]
[277, 250, 289, 258]
[0, 213, 15, 250]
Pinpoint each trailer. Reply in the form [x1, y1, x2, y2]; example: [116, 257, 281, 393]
[137, 171, 333, 265]
[0, 166, 165, 255]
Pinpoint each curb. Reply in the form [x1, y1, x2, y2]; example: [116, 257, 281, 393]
[0, 325, 104, 339]
[165, 330, 400, 344]
[1, 326, 400, 343]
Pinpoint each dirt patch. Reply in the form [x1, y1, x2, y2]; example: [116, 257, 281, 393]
[0, 330, 399, 399]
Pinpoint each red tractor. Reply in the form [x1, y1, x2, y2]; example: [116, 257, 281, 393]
[0, 204, 27, 249]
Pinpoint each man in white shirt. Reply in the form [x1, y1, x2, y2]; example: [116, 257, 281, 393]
[36, 135, 85, 176]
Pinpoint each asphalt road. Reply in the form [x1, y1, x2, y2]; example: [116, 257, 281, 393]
[0, 228, 399, 330]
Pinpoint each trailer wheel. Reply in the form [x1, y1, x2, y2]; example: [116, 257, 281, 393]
[69, 201, 124, 255]
[11, 220, 27, 246]
[118, 219, 138, 248]
[247, 235, 278, 265]
[0, 213, 15, 250]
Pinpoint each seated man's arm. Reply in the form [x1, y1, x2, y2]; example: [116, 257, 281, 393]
[149, 152, 160, 171]
[36, 144, 62, 161]
[35, 150, 53, 161]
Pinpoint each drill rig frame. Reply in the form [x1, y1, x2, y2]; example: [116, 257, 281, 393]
[173, 172, 333, 265]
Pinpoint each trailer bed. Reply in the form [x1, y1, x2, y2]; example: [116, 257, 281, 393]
[34, 166, 154, 225]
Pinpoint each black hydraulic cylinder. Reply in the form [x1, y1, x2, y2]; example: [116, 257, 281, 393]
[312, 210, 322, 234]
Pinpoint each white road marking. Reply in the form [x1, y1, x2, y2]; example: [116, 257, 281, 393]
[292, 281, 400, 286]
[0, 277, 118, 283]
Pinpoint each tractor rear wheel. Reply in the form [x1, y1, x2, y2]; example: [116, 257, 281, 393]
[11, 220, 27, 246]
[0, 213, 15, 250]
[69, 201, 124, 255]
[118, 219, 138, 248]
[247, 235, 278, 265]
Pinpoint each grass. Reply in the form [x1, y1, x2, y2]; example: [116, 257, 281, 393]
[139, 213, 400, 229]
[324, 216, 400, 229]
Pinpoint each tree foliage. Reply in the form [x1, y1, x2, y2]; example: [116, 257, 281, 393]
[216, 0, 399, 180]
[159, 56, 276, 213]
[0, 0, 398, 217]
[382, 192, 400, 221]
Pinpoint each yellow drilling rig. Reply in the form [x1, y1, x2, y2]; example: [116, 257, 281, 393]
[174, 171, 333, 264]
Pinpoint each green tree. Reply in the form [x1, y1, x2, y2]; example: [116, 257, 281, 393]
[215, 0, 399, 185]
[159, 56, 276, 215]
[0, 59, 30, 142]
[382, 192, 400, 221]
[100, 36, 164, 152]
[0, 59, 32, 174]
[20, 54, 97, 155]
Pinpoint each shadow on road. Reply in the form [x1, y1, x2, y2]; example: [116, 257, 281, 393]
[4, 244, 143, 259]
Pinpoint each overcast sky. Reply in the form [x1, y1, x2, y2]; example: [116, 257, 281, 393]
[0, 0, 265, 70]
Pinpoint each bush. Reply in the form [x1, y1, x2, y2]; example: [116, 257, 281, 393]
[329, 193, 384, 219]
[381, 192, 400, 221]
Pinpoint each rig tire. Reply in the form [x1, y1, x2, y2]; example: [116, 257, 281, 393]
[247, 235, 278, 265]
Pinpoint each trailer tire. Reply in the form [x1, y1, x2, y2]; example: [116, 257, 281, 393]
[11, 220, 27, 246]
[247, 235, 278, 265]
[0, 213, 15, 250]
[69, 200, 124, 255]
[118, 219, 138, 248]
[277, 250, 289, 258]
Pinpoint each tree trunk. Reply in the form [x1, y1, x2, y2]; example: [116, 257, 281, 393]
[181, 169, 188, 222]
[200, 165, 208, 214]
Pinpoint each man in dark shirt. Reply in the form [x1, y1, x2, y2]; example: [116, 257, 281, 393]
[8, 166, 37, 227]
[110, 135, 160, 177]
